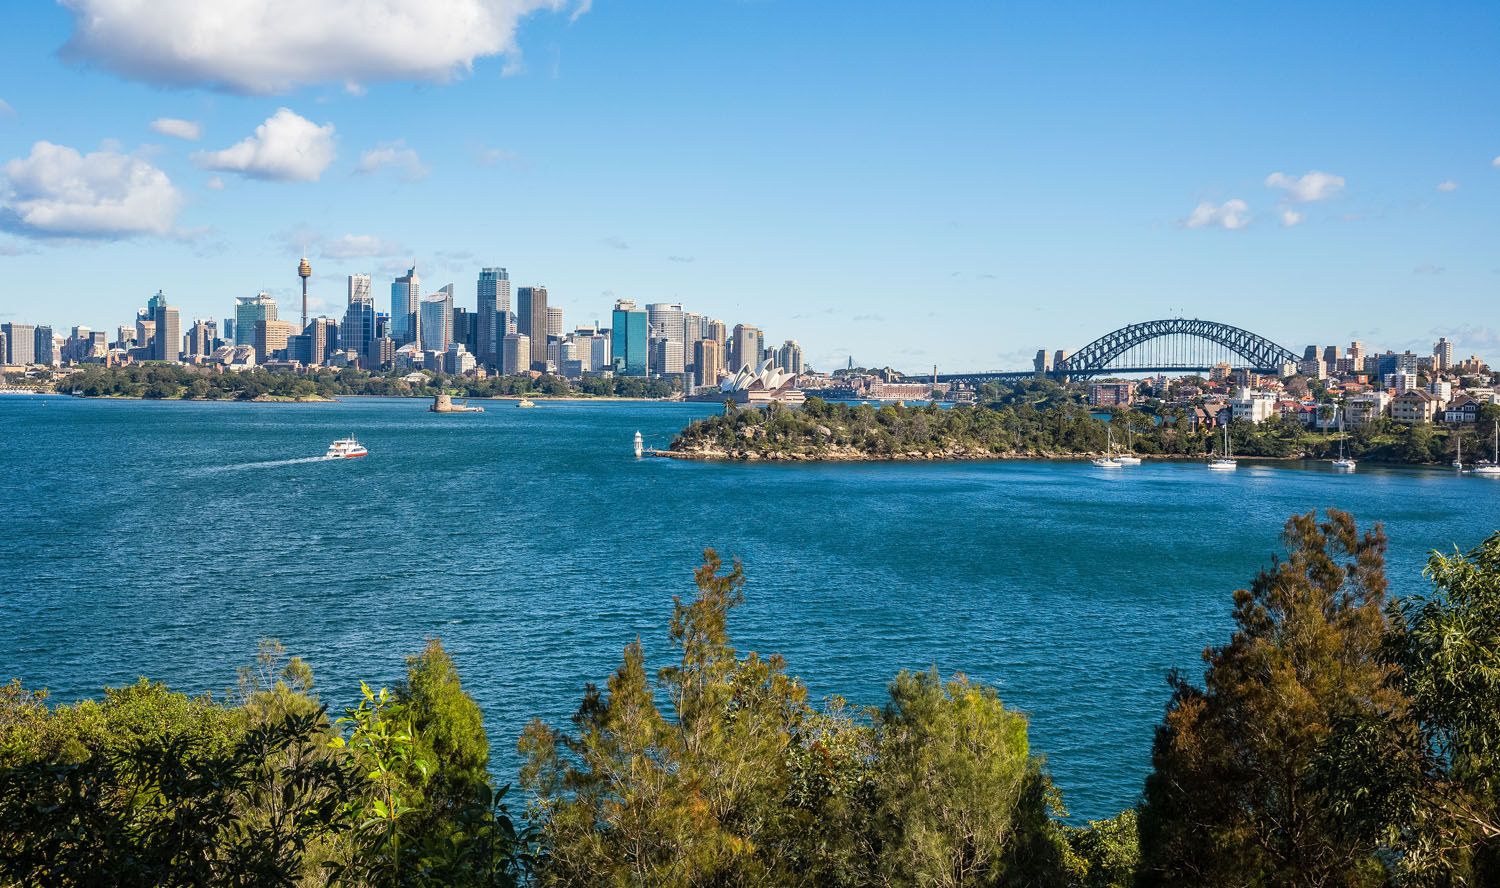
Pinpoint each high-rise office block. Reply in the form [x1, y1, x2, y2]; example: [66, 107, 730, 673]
[653, 337, 685, 375]
[185, 319, 216, 358]
[611, 299, 649, 376]
[153, 301, 181, 362]
[546, 305, 564, 339]
[1, 323, 36, 365]
[694, 338, 723, 388]
[776, 340, 804, 375]
[517, 286, 549, 370]
[730, 323, 761, 373]
[391, 264, 420, 343]
[235, 293, 277, 347]
[451, 307, 477, 354]
[647, 303, 685, 352]
[306, 317, 337, 365]
[342, 299, 375, 367]
[502, 332, 530, 375]
[589, 329, 611, 371]
[34, 326, 55, 366]
[476, 267, 510, 369]
[707, 319, 727, 347]
[420, 290, 453, 352]
[255, 319, 295, 360]
[348, 273, 372, 305]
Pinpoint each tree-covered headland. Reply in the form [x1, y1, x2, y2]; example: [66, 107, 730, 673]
[671, 379, 1500, 464]
[57, 363, 681, 402]
[6, 518, 1500, 885]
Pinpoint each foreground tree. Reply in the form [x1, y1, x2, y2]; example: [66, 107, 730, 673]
[520, 551, 1068, 887]
[1138, 510, 1414, 886]
[1389, 532, 1500, 881]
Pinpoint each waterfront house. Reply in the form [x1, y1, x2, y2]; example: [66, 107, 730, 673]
[1391, 389, 1440, 424]
[1442, 396, 1481, 425]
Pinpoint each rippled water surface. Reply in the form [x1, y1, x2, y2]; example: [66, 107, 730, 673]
[4, 395, 1498, 819]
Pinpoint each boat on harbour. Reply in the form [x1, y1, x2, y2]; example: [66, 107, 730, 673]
[1207, 421, 1237, 470]
[1092, 426, 1122, 468]
[1331, 407, 1356, 470]
[325, 436, 368, 459]
[1115, 426, 1142, 465]
[517, 398, 536, 408]
[1473, 422, 1500, 476]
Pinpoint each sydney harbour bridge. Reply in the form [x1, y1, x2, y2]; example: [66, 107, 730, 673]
[933, 318, 1302, 385]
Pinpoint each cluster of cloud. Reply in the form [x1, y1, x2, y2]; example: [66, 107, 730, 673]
[355, 140, 428, 181]
[1184, 199, 1251, 230]
[149, 117, 201, 141]
[1183, 170, 1345, 230]
[0, 141, 182, 238]
[192, 109, 336, 182]
[58, 0, 590, 94]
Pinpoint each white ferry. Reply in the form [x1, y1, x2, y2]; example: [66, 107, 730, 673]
[325, 436, 368, 459]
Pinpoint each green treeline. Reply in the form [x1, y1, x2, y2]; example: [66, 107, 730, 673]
[5, 521, 1500, 885]
[59, 364, 680, 401]
[674, 383, 1499, 464]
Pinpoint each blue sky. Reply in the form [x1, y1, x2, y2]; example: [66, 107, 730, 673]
[1, 0, 1497, 371]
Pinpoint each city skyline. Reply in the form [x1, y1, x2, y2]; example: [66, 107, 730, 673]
[1, 2, 1498, 369]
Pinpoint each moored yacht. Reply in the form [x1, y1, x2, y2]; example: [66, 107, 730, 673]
[1207, 421, 1237, 470]
[325, 436, 368, 459]
[1331, 407, 1356, 470]
[1092, 426, 1122, 467]
[1473, 422, 1500, 476]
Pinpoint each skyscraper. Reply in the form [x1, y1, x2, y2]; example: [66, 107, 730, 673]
[33, 326, 55, 366]
[420, 291, 453, 352]
[342, 299, 375, 367]
[1, 323, 36, 365]
[776, 340, 804, 375]
[153, 298, 181, 362]
[730, 323, 761, 373]
[502, 332, 531, 375]
[235, 293, 277, 347]
[185, 319, 216, 358]
[348, 273, 372, 305]
[306, 317, 337, 365]
[255, 319, 295, 359]
[476, 267, 510, 369]
[694, 338, 723, 389]
[547, 305, 564, 339]
[648, 302, 686, 355]
[611, 299, 649, 376]
[391, 264, 420, 344]
[517, 286, 549, 370]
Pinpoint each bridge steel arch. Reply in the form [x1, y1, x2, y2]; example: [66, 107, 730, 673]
[1058, 318, 1299, 379]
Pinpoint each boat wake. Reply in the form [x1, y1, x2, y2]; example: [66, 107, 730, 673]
[196, 456, 332, 474]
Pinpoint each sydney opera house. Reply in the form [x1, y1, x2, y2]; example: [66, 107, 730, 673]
[720, 360, 806, 406]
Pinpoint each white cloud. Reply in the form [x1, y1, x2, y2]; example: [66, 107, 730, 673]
[150, 117, 201, 140]
[205, 175, 225, 190]
[1265, 170, 1345, 202]
[0, 99, 14, 118]
[1280, 209, 1303, 227]
[355, 140, 428, 180]
[192, 109, 335, 182]
[1413, 263, 1445, 276]
[1493, 155, 1500, 168]
[321, 234, 406, 259]
[58, 0, 590, 95]
[1183, 199, 1250, 230]
[1436, 180, 1459, 192]
[0, 141, 182, 238]
[476, 146, 520, 166]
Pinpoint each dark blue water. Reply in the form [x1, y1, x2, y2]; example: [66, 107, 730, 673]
[4, 395, 1498, 820]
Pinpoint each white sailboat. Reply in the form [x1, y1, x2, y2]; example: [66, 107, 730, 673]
[1115, 424, 1142, 465]
[1207, 420, 1237, 470]
[1092, 425, 1122, 468]
[633, 430, 644, 458]
[1331, 407, 1356, 470]
[1473, 421, 1500, 476]
[1454, 433, 1463, 470]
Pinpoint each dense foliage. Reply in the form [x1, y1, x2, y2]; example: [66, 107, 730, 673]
[672, 387, 1492, 464]
[7, 525, 1500, 885]
[59, 363, 680, 401]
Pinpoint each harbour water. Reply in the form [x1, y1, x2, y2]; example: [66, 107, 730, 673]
[4, 395, 1498, 820]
